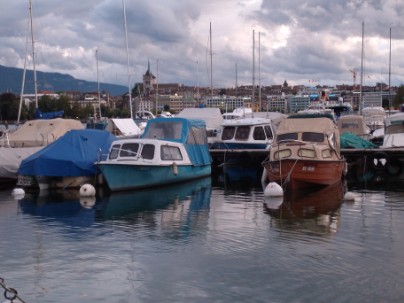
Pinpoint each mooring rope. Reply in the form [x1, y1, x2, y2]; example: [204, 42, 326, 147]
[0, 277, 26, 303]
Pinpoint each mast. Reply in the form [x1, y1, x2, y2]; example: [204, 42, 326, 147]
[123, 0, 133, 118]
[96, 49, 102, 119]
[209, 22, 213, 100]
[156, 59, 159, 116]
[29, 0, 38, 108]
[388, 26, 391, 115]
[235, 63, 238, 97]
[252, 30, 255, 114]
[18, 11, 31, 124]
[258, 31, 261, 111]
[359, 21, 364, 115]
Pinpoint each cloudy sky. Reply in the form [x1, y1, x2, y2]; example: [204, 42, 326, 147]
[1, 0, 404, 90]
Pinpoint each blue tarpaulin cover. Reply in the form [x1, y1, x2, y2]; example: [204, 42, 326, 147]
[18, 129, 116, 177]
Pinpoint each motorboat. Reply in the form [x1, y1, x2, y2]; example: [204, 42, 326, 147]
[262, 112, 346, 190]
[96, 117, 212, 191]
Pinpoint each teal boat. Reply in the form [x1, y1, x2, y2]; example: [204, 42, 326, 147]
[96, 117, 212, 192]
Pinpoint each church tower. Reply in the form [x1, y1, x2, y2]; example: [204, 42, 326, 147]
[143, 60, 156, 96]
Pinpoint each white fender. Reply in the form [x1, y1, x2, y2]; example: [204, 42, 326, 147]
[79, 184, 96, 197]
[264, 182, 283, 197]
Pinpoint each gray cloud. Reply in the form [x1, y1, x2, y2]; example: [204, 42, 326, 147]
[1, 0, 403, 90]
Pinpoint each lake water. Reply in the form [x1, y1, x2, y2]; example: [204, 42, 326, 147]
[1, 176, 404, 303]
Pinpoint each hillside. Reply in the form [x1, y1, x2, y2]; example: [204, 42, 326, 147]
[0, 65, 127, 96]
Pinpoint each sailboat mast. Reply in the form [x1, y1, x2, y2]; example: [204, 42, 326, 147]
[359, 21, 364, 115]
[252, 30, 255, 113]
[258, 31, 261, 111]
[96, 49, 102, 119]
[388, 26, 391, 115]
[123, 0, 133, 119]
[18, 13, 31, 124]
[210, 22, 213, 100]
[29, 0, 38, 108]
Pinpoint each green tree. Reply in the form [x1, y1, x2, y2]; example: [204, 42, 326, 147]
[132, 83, 143, 97]
[393, 85, 404, 108]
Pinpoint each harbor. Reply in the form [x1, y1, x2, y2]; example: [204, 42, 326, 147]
[1, 176, 404, 302]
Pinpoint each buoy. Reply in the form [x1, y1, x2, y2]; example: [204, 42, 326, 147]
[264, 182, 283, 197]
[344, 191, 356, 201]
[79, 184, 96, 197]
[11, 188, 25, 200]
[12, 188, 25, 196]
[80, 197, 96, 209]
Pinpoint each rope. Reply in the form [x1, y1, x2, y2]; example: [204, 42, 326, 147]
[0, 277, 26, 303]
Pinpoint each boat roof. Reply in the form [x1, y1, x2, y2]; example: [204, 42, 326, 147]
[276, 117, 339, 135]
[385, 112, 404, 126]
[221, 117, 272, 126]
[177, 108, 224, 129]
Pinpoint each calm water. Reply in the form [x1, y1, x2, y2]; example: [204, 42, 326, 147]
[1, 176, 404, 303]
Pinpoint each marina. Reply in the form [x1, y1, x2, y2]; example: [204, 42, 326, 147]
[1, 177, 404, 302]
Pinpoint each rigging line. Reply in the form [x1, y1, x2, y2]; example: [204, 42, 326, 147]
[18, 9, 31, 124]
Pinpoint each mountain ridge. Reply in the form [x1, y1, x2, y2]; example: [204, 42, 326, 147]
[0, 64, 128, 96]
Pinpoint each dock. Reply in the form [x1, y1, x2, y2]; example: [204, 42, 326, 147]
[210, 148, 404, 184]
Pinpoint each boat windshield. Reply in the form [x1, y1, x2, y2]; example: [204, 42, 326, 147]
[301, 132, 324, 142]
[385, 124, 404, 135]
[277, 133, 298, 142]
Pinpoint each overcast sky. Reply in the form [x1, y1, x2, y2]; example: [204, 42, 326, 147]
[1, 0, 404, 90]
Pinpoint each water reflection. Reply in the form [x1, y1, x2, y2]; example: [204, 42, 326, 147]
[18, 177, 212, 232]
[263, 181, 345, 235]
[96, 177, 212, 220]
[18, 190, 95, 227]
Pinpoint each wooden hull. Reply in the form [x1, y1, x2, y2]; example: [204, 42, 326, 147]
[264, 159, 345, 190]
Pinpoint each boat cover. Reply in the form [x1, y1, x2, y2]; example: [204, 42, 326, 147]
[18, 129, 116, 177]
[106, 118, 142, 137]
[141, 117, 212, 166]
[8, 118, 84, 147]
[177, 108, 224, 130]
[340, 132, 377, 149]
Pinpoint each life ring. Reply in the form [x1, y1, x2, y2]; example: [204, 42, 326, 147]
[371, 152, 390, 170]
[385, 157, 403, 177]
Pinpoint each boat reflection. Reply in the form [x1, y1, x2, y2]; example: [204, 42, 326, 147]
[18, 177, 212, 231]
[18, 189, 95, 227]
[96, 176, 212, 220]
[263, 181, 345, 234]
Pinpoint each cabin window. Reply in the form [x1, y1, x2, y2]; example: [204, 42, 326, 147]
[161, 145, 183, 161]
[143, 121, 182, 140]
[322, 149, 332, 158]
[302, 132, 324, 142]
[298, 148, 316, 158]
[274, 149, 291, 159]
[253, 126, 266, 140]
[120, 143, 139, 157]
[141, 144, 155, 160]
[222, 127, 235, 140]
[235, 126, 250, 140]
[109, 144, 121, 160]
[264, 125, 273, 139]
[277, 133, 298, 142]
